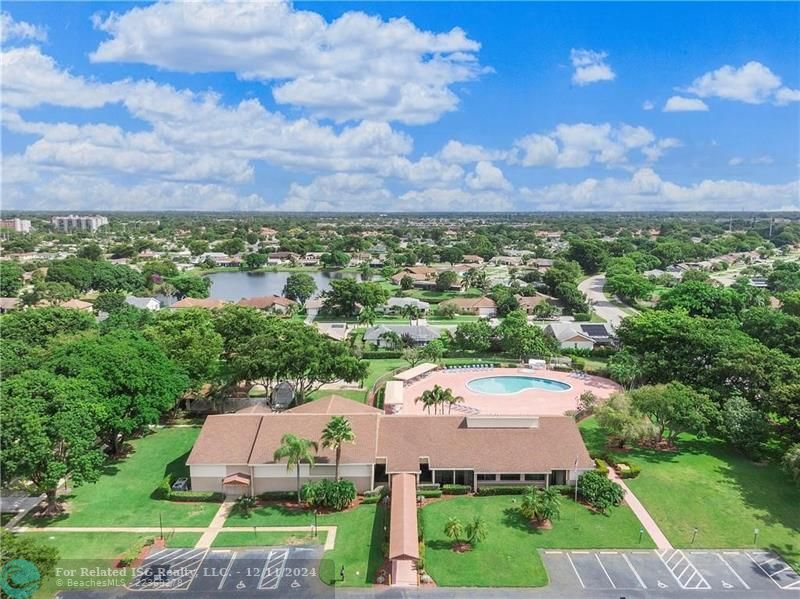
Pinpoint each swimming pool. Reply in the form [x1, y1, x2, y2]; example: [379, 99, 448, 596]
[466, 375, 572, 395]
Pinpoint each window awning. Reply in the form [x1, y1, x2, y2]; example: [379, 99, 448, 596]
[222, 472, 251, 486]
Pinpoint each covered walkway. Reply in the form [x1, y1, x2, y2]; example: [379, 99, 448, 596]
[389, 473, 419, 586]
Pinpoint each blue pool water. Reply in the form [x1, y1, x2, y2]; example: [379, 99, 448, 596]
[466, 375, 571, 394]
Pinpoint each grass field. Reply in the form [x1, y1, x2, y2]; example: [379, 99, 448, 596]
[421, 495, 653, 587]
[24, 427, 218, 528]
[307, 389, 368, 403]
[224, 502, 386, 586]
[580, 417, 800, 569]
[212, 530, 327, 548]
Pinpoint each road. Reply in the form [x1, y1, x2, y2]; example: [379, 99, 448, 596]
[578, 274, 638, 328]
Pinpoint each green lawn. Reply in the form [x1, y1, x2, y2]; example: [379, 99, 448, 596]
[307, 389, 368, 403]
[225, 503, 386, 586]
[24, 531, 201, 598]
[580, 418, 800, 569]
[212, 530, 327, 548]
[24, 427, 218, 528]
[421, 495, 653, 587]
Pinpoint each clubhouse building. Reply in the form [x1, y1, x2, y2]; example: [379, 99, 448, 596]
[186, 395, 594, 496]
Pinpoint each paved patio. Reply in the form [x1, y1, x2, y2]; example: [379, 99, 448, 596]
[400, 367, 621, 416]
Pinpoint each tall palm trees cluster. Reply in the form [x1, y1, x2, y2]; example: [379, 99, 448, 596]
[415, 384, 464, 414]
[272, 415, 356, 503]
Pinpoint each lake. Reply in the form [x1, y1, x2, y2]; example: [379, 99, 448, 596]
[205, 270, 367, 301]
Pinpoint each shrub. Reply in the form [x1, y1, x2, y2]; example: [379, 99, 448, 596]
[361, 494, 382, 505]
[258, 491, 297, 501]
[416, 483, 441, 491]
[475, 486, 527, 496]
[573, 312, 592, 322]
[234, 495, 257, 518]
[549, 484, 574, 496]
[169, 491, 224, 503]
[577, 471, 624, 513]
[364, 485, 387, 498]
[153, 475, 172, 500]
[442, 484, 471, 495]
[361, 351, 403, 359]
[301, 479, 357, 511]
[594, 459, 609, 475]
[571, 357, 586, 371]
[417, 489, 443, 498]
[615, 463, 641, 479]
[118, 538, 154, 567]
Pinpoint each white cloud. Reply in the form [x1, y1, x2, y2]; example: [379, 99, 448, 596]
[437, 140, 507, 164]
[1, 12, 47, 44]
[89, 1, 485, 125]
[663, 96, 709, 112]
[280, 174, 393, 212]
[642, 100, 654, 111]
[569, 49, 615, 86]
[465, 161, 512, 191]
[687, 61, 800, 105]
[520, 168, 800, 211]
[397, 187, 513, 212]
[729, 157, 745, 166]
[753, 155, 774, 165]
[511, 123, 672, 169]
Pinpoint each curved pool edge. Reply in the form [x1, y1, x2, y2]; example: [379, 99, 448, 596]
[465, 374, 573, 395]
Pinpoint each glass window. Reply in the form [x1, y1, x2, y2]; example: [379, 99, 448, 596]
[476, 473, 496, 481]
[434, 470, 454, 485]
[525, 474, 546, 481]
[499, 473, 521, 481]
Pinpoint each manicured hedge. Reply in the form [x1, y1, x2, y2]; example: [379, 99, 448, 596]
[442, 484, 471, 495]
[615, 463, 642, 479]
[417, 483, 441, 492]
[595, 458, 610, 475]
[475, 486, 527, 496]
[153, 475, 172, 500]
[417, 489, 443, 498]
[258, 491, 297, 501]
[169, 491, 225, 503]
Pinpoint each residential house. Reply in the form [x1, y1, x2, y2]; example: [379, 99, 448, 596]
[543, 322, 615, 350]
[304, 297, 325, 320]
[390, 266, 437, 285]
[186, 395, 594, 496]
[170, 298, 230, 309]
[267, 251, 299, 265]
[383, 297, 430, 314]
[439, 296, 497, 317]
[125, 296, 161, 311]
[516, 293, 558, 315]
[0, 297, 20, 313]
[301, 252, 324, 267]
[529, 258, 554, 271]
[238, 295, 296, 314]
[491, 255, 523, 267]
[462, 255, 484, 264]
[363, 324, 440, 348]
[60, 299, 93, 312]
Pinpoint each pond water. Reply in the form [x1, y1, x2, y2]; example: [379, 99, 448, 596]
[205, 270, 367, 301]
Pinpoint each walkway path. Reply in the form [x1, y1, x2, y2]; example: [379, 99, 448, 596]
[578, 274, 638, 328]
[195, 498, 235, 548]
[608, 469, 672, 550]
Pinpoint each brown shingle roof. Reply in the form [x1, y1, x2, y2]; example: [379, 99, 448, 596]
[237, 295, 295, 309]
[440, 296, 496, 310]
[187, 415, 264, 465]
[389, 473, 419, 560]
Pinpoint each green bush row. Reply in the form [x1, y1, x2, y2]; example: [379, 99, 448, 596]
[475, 486, 527, 496]
[170, 491, 225, 502]
[302, 479, 357, 511]
[595, 459, 610, 475]
[361, 351, 403, 359]
[417, 489, 443, 498]
[258, 491, 297, 501]
[441, 484, 471, 495]
[616, 463, 642, 479]
[416, 483, 440, 492]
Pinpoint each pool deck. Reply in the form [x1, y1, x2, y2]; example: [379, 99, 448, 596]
[400, 367, 620, 416]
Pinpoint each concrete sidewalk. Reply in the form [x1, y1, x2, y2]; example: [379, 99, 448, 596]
[608, 469, 673, 550]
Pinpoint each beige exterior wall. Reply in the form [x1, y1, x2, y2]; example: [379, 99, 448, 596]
[191, 476, 224, 492]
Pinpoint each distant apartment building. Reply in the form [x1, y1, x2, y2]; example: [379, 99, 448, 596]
[50, 215, 109, 232]
[0, 218, 32, 234]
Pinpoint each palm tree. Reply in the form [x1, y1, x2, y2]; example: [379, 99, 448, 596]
[358, 306, 377, 328]
[273, 433, 318, 504]
[320, 416, 356, 481]
[465, 515, 488, 545]
[379, 330, 402, 351]
[415, 390, 435, 414]
[443, 388, 465, 414]
[443, 517, 464, 546]
[400, 303, 422, 325]
[520, 486, 561, 526]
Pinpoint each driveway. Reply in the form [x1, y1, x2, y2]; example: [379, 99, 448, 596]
[578, 274, 638, 328]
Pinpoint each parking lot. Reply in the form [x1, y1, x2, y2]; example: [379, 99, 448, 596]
[542, 549, 800, 594]
[127, 546, 331, 597]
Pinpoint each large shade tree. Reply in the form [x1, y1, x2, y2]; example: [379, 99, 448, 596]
[1, 370, 106, 514]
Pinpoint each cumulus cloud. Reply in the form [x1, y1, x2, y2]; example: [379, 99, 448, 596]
[1, 12, 47, 44]
[89, 1, 485, 125]
[570, 49, 615, 86]
[510, 123, 674, 169]
[642, 100, 654, 111]
[465, 161, 512, 191]
[663, 96, 709, 112]
[437, 140, 507, 164]
[280, 174, 394, 212]
[687, 61, 800, 106]
[397, 187, 513, 212]
[729, 157, 745, 166]
[520, 168, 800, 211]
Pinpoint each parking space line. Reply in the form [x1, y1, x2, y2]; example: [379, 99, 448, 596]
[595, 554, 615, 588]
[258, 548, 290, 590]
[717, 553, 750, 590]
[218, 552, 237, 590]
[747, 552, 800, 589]
[785, 579, 800, 589]
[565, 553, 585, 589]
[620, 553, 646, 589]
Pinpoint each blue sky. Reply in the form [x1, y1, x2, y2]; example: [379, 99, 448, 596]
[2, 1, 798, 211]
